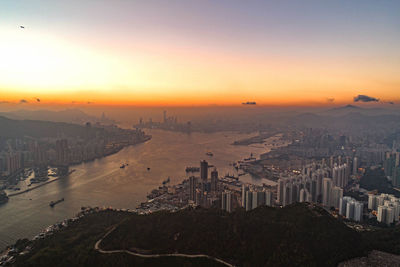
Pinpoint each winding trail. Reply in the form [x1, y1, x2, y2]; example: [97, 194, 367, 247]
[94, 225, 235, 267]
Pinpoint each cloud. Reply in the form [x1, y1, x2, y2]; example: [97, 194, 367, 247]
[19, 99, 29, 104]
[242, 101, 256, 105]
[326, 98, 335, 103]
[353, 95, 380, 103]
[0, 101, 10, 104]
[87, 101, 93, 104]
[384, 101, 394, 105]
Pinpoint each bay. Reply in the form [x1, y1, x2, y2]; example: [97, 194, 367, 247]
[0, 129, 275, 250]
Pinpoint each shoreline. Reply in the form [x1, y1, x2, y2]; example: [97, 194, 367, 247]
[7, 174, 70, 198]
[5, 135, 152, 198]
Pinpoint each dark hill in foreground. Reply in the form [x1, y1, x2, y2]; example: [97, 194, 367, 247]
[101, 204, 364, 266]
[10, 203, 388, 267]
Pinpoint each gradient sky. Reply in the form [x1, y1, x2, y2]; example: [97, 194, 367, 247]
[0, 0, 399, 106]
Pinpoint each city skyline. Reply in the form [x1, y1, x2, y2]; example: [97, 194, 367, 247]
[1, 0, 400, 106]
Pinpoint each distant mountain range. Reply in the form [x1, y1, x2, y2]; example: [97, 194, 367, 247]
[0, 109, 115, 125]
[321, 104, 399, 117]
[281, 105, 400, 133]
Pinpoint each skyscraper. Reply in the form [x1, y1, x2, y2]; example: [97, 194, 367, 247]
[354, 202, 364, 222]
[330, 186, 343, 209]
[377, 205, 387, 224]
[200, 160, 208, 181]
[211, 168, 218, 192]
[277, 178, 285, 205]
[368, 194, 377, 210]
[346, 201, 355, 220]
[322, 178, 332, 207]
[352, 157, 358, 175]
[221, 191, 233, 212]
[189, 176, 197, 202]
[265, 190, 273, 207]
[339, 196, 349, 216]
[56, 139, 69, 166]
[299, 188, 306, 202]
[245, 191, 253, 211]
[241, 184, 248, 208]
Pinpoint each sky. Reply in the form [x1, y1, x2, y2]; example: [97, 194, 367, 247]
[0, 0, 399, 107]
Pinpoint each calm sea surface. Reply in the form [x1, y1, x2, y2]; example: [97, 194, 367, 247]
[0, 129, 276, 250]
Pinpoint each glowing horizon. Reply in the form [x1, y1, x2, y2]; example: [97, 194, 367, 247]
[1, 1, 399, 107]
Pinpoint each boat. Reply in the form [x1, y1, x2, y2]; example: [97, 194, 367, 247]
[120, 164, 126, 169]
[0, 190, 8, 204]
[162, 177, 170, 185]
[206, 152, 213, 156]
[49, 198, 64, 207]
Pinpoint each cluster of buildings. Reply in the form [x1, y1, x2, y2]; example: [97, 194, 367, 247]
[383, 151, 400, 187]
[137, 128, 399, 227]
[0, 151, 22, 177]
[188, 160, 220, 207]
[270, 156, 378, 223]
[0, 125, 149, 187]
[277, 159, 355, 209]
[339, 196, 364, 222]
[240, 185, 273, 211]
[135, 111, 192, 132]
[368, 193, 400, 225]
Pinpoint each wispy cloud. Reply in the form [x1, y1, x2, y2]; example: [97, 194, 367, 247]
[19, 99, 29, 104]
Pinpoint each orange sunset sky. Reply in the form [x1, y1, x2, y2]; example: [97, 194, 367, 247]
[0, 1, 399, 107]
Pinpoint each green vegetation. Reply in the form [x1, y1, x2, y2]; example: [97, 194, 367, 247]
[11, 210, 224, 267]
[360, 168, 400, 197]
[364, 225, 400, 255]
[101, 204, 364, 266]
[10, 204, 400, 267]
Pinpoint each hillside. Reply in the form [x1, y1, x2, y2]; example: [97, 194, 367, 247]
[9, 203, 384, 267]
[100, 204, 364, 266]
[0, 109, 115, 125]
[0, 116, 104, 139]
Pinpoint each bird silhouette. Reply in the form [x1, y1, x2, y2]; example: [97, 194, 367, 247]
[20, 26, 25, 29]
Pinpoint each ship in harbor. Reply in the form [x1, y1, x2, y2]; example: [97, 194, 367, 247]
[162, 177, 170, 185]
[49, 198, 64, 207]
[244, 153, 256, 161]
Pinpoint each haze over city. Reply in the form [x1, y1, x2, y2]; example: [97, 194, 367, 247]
[1, 1, 400, 267]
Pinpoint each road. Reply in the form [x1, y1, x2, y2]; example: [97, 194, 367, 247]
[94, 225, 235, 267]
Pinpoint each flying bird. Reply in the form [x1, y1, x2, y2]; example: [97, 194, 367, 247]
[20, 26, 25, 29]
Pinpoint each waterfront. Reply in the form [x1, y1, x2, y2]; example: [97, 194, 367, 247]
[0, 129, 277, 250]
